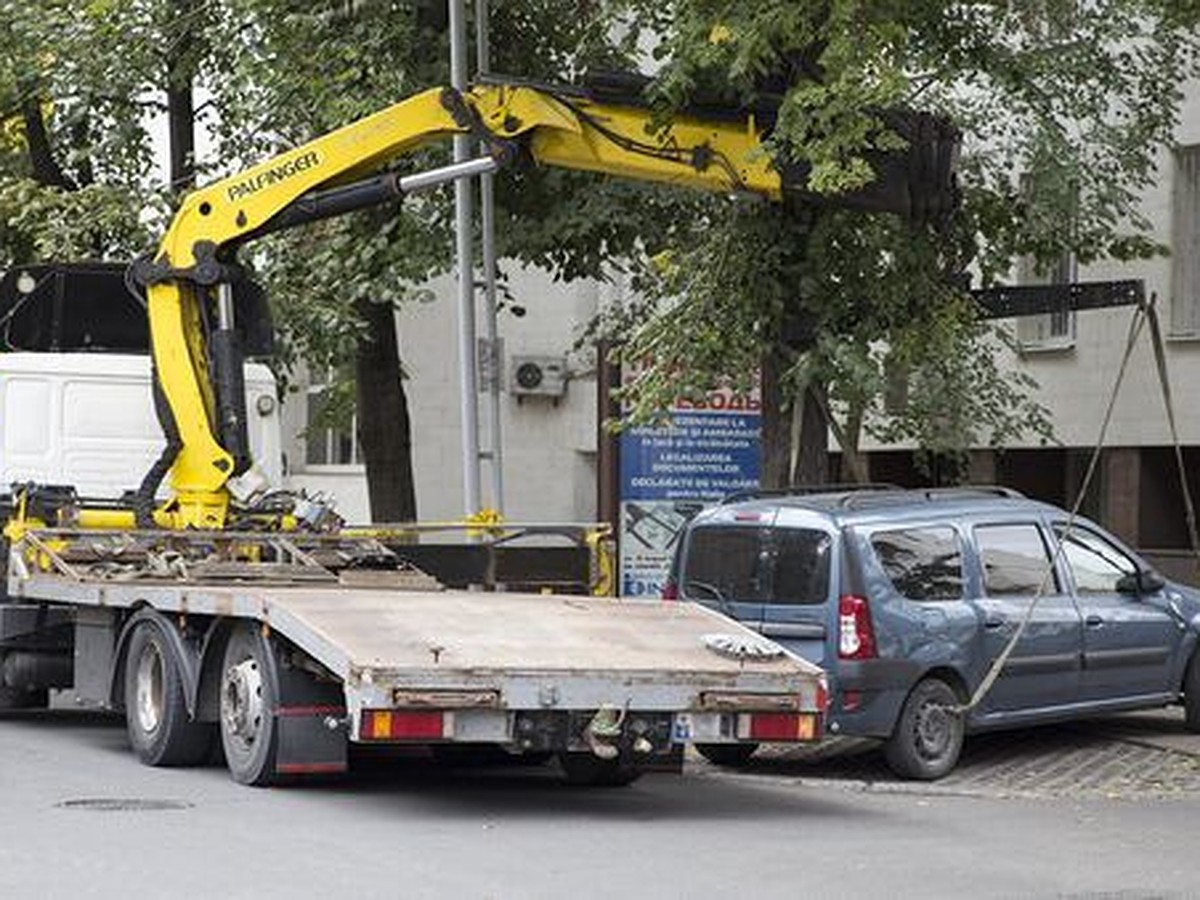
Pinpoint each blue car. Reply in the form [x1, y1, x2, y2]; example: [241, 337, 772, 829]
[668, 487, 1200, 779]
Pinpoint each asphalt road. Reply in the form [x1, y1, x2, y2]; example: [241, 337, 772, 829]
[1, 708, 1197, 900]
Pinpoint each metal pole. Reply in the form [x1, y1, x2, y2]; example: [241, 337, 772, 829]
[449, 0, 481, 517]
[476, 0, 504, 514]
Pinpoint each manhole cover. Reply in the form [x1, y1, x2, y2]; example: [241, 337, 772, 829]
[56, 798, 193, 812]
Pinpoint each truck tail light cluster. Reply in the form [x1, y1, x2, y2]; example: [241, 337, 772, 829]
[738, 712, 822, 742]
[661, 578, 679, 601]
[360, 709, 448, 741]
[838, 594, 877, 660]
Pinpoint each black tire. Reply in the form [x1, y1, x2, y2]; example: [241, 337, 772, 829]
[0, 686, 49, 710]
[218, 624, 280, 786]
[123, 620, 213, 767]
[1184, 652, 1200, 733]
[557, 752, 643, 787]
[695, 743, 759, 767]
[884, 677, 964, 781]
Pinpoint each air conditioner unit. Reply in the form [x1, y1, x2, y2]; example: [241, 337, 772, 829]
[510, 355, 567, 398]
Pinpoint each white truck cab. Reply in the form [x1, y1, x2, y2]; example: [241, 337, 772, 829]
[0, 351, 282, 499]
[0, 262, 282, 501]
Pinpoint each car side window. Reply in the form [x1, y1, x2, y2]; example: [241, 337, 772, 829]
[1055, 526, 1136, 595]
[870, 526, 963, 601]
[975, 523, 1059, 596]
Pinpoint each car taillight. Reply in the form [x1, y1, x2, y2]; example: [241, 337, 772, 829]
[838, 594, 877, 660]
[662, 580, 679, 601]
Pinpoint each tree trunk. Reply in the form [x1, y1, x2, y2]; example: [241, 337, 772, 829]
[354, 297, 417, 522]
[19, 91, 73, 190]
[760, 343, 793, 489]
[166, 0, 197, 193]
[793, 383, 830, 486]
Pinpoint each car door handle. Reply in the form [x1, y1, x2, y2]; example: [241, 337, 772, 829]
[984, 617, 1005, 630]
[1085, 614, 1103, 627]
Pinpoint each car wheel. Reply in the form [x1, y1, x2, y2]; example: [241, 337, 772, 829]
[1184, 652, 1200, 734]
[695, 743, 759, 767]
[884, 677, 964, 781]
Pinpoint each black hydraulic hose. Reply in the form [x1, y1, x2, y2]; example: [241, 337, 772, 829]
[133, 368, 183, 528]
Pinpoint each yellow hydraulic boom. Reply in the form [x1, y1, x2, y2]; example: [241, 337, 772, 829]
[114, 76, 957, 530]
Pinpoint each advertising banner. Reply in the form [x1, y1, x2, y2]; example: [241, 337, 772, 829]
[618, 386, 760, 597]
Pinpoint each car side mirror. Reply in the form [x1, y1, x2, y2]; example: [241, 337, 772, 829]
[1116, 569, 1166, 595]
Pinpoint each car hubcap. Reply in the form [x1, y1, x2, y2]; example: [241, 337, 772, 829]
[915, 699, 953, 760]
[135, 643, 165, 735]
[221, 658, 264, 753]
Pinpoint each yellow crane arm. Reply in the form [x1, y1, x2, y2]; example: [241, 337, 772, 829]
[128, 79, 955, 529]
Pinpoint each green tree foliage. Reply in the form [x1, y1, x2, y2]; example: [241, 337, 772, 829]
[201, 1, 685, 517]
[0, 1, 165, 262]
[0, 0, 685, 519]
[609, 0, 1200, 483]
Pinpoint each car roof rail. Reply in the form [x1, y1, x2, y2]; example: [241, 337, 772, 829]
[838, 484, 1026, 509]
[718, 483, 902, 506]
[921, 485, 1025, 500]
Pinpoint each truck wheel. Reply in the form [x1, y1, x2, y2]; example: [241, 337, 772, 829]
[219, 624, 280, 786]
[883, 677, 964, 781]
[124, 620, 212, 766]
[1184, 652, 1200, 733]
[695, 743, 759, 767]
[557, 752, 642, 787]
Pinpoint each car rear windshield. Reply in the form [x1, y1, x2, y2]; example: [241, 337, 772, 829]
[682, 526, 830, 605]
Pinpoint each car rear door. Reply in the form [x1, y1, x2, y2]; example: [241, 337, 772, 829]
[969, 521, 1082, 713]
[1055, 522, 1180, 702]
[755, 512, 835, 666]
[677, 519, 770, 630]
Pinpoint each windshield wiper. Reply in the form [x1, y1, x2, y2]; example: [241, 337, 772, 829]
[685, 579, 736, 619]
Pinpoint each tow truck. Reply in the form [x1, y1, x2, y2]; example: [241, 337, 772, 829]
[1, 74, 956, 786]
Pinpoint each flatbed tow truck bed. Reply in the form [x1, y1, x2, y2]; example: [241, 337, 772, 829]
[4, 527, 826, 785]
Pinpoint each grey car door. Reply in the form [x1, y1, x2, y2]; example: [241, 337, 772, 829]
[1056, 524, 1179, 702]
[756, 526, 835, 666]
[970, 522, 1082, 713]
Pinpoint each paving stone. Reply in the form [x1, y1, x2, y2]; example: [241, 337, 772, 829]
[693, 709, 1200, 800]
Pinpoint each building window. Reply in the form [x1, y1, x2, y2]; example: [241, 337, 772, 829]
[1016, 249, 1076, 350]
[1015, 171, 1077, 351]
[1171, 144, 1200, 338]
[305, 370, 360, 466]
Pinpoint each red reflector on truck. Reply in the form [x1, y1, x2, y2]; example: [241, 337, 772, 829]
[744, 713, 821, 742]
[361, 710, 445, 741]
